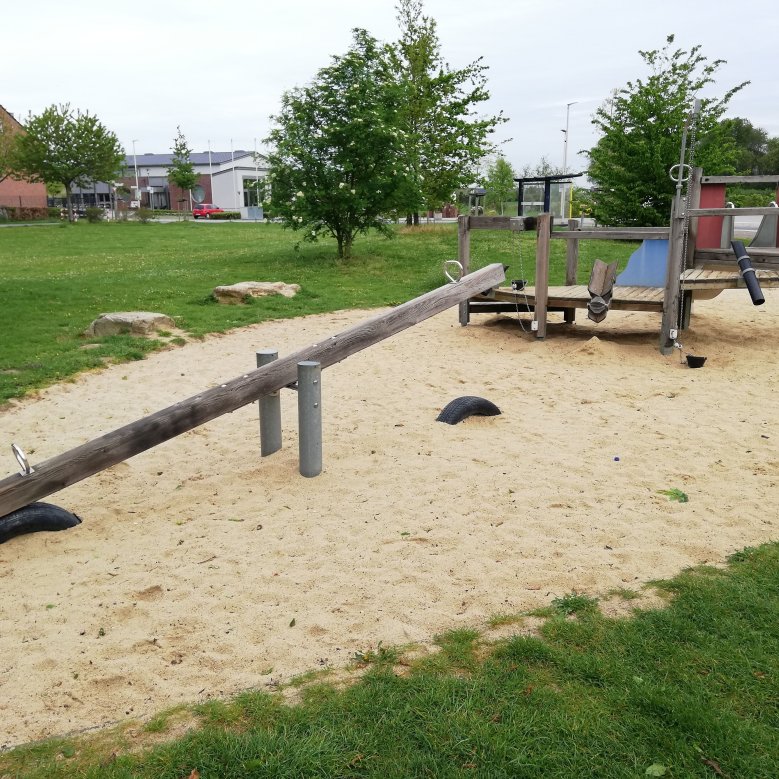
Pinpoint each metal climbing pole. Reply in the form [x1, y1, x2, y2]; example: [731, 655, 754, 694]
[659, 100, 701, 355]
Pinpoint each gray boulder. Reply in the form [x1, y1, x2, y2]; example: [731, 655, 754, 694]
[85, 312, 176, 337]
[213, 281, 301, 303]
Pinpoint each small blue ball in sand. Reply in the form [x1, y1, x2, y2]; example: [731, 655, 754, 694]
[614, 456, 620, 462]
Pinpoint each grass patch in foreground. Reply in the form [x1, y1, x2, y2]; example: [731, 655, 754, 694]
[0, 221, 635, 403]
[3, 543, 778, 778]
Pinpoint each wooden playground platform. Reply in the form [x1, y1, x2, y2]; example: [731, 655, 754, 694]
[458, 170, 779, 352]
[473, 266, 779, 316]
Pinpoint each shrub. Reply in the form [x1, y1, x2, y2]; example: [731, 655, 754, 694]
[134, 208, 154, 223]
[0, 205, 51, 221]
[727, 186, 778, 208]
[48, 207, 61, 218]
[85, 207, 105, 223]
[210, 211, 241, 220]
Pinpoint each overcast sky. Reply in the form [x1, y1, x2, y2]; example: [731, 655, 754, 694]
[4, 0, 777, 177]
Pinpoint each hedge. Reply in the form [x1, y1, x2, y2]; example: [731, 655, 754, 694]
[0, 206, 52, 222]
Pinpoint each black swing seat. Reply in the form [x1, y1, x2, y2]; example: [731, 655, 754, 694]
[587, 259, 619, 323]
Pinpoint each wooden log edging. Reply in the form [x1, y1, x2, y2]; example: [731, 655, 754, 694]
[0, 263, 506, 518]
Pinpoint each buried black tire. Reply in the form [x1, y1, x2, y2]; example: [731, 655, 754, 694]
[436, 395, 501, 425]
[0, 502, 82, 544]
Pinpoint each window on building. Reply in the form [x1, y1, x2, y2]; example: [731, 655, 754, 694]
[243, 178, 264, 207]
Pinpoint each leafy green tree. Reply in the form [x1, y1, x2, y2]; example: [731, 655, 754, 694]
[9, 103, 123, 220]
[587, 35, 748, 226]
[720, 117, 768, 174]
[484, 156, 515, 214]
[265, 29, 406, 259]
[167, 127, 199, 211]
[520, 157, 563, 178]
[392, 0, 505, 224]
[763, 137, 779, 175]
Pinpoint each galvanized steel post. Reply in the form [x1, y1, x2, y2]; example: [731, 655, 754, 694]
[256, 349, 282, 457]
[297, 361, 322, 477]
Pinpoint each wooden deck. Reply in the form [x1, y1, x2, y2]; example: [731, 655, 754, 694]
[485, 285, 664, 312]
[474, 269, 779, 315]
[680, 268, 779, 288]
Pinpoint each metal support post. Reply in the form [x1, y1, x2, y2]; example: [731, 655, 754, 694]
[297, 361, 322, 478]
[256, 350, 282, 456]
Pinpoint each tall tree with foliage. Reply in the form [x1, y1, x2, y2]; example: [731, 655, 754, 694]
[720, 117, 769, 174]
[9, 103, 123, 220]
[265, 29, 406, 259]
[587, 35, 748, 226]
[167, 127, 199, 212]
[764, 137, 779, 175]
[392, 0, 505, 224]
[484, 156, 515, 214]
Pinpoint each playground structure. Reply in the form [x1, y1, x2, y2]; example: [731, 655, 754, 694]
[460, 169, 779, 354]
[0, 263, 505, 521]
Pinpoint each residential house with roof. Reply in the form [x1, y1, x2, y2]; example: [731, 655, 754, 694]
[0, 104, 48, 210]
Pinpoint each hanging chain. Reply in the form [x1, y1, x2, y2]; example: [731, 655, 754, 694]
[513, 221, 531, 331]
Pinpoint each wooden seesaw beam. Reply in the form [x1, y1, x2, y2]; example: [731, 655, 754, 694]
[0, 263, 505, 518]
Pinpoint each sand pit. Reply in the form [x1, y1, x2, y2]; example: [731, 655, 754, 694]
[1, 290, 778, 749]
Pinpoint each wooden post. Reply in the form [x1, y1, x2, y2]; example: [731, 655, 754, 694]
[534, 213, 551, 339]
[564, 218, 579, 324]
[0, 263, 506, 518]
[660, 212, 685, 354]
[458, 215, 471, 326]
[685, 168, 702, 266]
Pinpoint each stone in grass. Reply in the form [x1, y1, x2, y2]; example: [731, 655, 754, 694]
[85, 312, 176, 337]
[213, 281, 301, 304]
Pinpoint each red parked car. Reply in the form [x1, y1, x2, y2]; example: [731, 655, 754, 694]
[192, 203, 224, 219]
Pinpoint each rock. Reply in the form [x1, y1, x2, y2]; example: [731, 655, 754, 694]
[213, 281, 301, 304]
[85, 312, 176, 337]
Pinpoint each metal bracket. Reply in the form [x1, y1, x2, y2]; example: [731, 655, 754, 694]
[443, 260, 463, 284]
[669, 163, 691, 184]
[11, 443, 34, 476]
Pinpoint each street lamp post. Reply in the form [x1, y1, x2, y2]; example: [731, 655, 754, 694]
[560, 101, 577, 219]
[132, 140, 140, 203]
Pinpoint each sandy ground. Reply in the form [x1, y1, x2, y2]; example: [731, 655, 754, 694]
[1, 291, 778, 749]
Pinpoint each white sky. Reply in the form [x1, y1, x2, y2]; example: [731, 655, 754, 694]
[4, 0, 777, 176]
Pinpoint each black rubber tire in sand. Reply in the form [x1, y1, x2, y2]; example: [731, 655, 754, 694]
[0, 502, 82, 544]
[436, 396, 501, 425]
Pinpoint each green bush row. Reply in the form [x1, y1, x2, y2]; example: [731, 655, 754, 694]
[210, 211, 241, 220]
[727, 186, 779, 208]
[0, 205, 52, 222]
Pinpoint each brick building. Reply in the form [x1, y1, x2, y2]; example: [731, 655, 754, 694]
[0, 104, 48, 209]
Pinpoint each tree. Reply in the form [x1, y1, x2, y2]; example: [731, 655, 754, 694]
[586, 35, 748, 226]
[520, 157, 563, 178]
[392, 0, 505, 224]
[720, 117, 769, 174]
[484, 156, 515, 214]
[265, 29, 406, 259]
[9, 104, 124, 220]
[167, 127, 199, 212]
[764, 137, 779, 175]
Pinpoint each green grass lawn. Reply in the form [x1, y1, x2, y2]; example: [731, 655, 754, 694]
[0, 221, 635, 403]
[2, 544, 777, 778]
